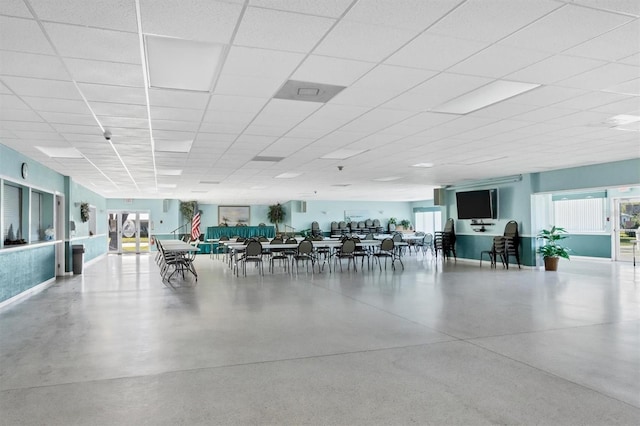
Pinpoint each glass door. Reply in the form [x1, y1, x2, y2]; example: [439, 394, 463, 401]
[614, 199, 640, 262]
[107, 211, 151, 254]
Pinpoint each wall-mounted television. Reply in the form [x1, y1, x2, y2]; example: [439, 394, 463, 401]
[455, 189, 498, 220]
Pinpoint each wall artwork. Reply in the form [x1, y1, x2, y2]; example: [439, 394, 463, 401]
[219, 206, 250, 226]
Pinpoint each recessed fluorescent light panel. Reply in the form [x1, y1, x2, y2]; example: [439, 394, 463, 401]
[321, 149, 367, 160]
[35, 146, 84, 158]
[155, 140, 193, 153]
[412, 162, 434, 168]
[275, 172, 301, 179]
[373, 176, 402, 182]
[432, 80, 541, 114]
[146, 35, 224, 92]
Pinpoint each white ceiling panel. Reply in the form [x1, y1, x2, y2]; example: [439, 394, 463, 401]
[0, 0, 32, 18]
[501, 5, 633, 53]
[29, 0, 138, 32]
[89, 102, 147, 118]
[314, 20, 418, 62]
[22, 97, 88, 114]
[221, 46, 305, 80]
[150, 106, 203, 122]
[386, 32, 488, 71]
[344, 0, 459, 31]
[506, 54, 607, 84]
[1, 1, 638, 203]
[1, 76, 79, 99]
[0, 51, 68, 80]
[564, 20, 640, 61]
[0, 16, 54, 55]
[449, 44, 551, 78]
[76, 83, 146, 104]
[65, 58, 144, 87]
[249, 0, 353, 18]
[140, 0, 242, 43]
[558, 63, 639, 91]
[235, 7, 335, 52]
[43, 23, 141, 64]
[572, 0, 640, 17]
[148, 88, 209, 109]
[291, 55, 375, 86]
[428, 0, 562, 43]
[0, 94, 29, 110]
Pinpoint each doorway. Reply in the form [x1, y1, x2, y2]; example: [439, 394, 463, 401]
[108, 210, 150, 254]
[613, 198, 640, 262]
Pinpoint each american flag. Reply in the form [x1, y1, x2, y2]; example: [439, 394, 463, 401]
[191, 212, 201, 240]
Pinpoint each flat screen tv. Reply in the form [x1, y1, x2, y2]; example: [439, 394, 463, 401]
[455, 189, 497, 220]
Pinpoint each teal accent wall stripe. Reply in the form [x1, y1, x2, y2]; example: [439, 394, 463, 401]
[564, 234, 610, 258]
[0, 245, 55, 302]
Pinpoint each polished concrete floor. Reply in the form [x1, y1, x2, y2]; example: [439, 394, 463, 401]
[1, 253, 639, 425]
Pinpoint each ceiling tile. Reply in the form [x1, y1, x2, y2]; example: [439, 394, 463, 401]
[77, 83, 146, 104]
[43, 22, 141, 64]
[148, 88, 210, 109]
[291, 55, 376, 86]
[428, 0, 562, 43]
[344, 0, 459, 30]
[572, 0, 640, 17]
[29, 0, 138, 32]
[0, 51, 68, 80]
[221, 46, 305, 80]
[235, 7, 335, 52]
[140, 0, 242, 43]
[448, 44, 551, 78]
[386, 32, 489, 71]
[501, 4, 633, 53]
[563, 20, 640, 61]
[558, 63, 639, 90]
[314, 20, 418, 62]
[23, 97, 88, 114]
[0, 16, 54, 55]
[0, 0, 32, 18]
[65, 58, 144, 87]
[506, 54, 607, 84]
[1, 76, 79, 99]
[249, 0, 353, 18]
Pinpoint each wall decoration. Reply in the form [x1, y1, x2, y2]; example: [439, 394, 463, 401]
[219, 206, 250, 226]
[80, 202, 90, 223]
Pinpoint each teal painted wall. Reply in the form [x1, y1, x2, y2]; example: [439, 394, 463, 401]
[289, 200, 412, 233]
[68, 180, 107, 238]
[0, 245, 55, 302]
[563, 235, 611, 258]
[1, 145, 65, 193]
[533, 159, 640, 193]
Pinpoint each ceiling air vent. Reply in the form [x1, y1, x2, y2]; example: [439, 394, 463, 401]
[274, 80, 346, 103]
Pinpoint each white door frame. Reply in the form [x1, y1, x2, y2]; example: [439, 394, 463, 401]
[55, 193, 65, 276]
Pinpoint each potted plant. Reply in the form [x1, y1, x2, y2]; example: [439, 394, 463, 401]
[267, 203, 286, 232]
[537, 226, 570, 271]
[400, 219, 411, 230]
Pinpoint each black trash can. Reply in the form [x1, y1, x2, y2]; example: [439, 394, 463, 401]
[72, 244, 85, 274]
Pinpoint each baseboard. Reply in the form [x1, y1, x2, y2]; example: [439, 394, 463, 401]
[449, 256, 537, 270]
[0, 277, 56, 310]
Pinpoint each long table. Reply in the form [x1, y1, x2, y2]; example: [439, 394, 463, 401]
[206, 225, 275, 239]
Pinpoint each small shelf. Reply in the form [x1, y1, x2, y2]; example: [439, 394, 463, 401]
[470, 222, 494, 232]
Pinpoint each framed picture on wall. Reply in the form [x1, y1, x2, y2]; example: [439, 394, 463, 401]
[219, 206, 250, 226]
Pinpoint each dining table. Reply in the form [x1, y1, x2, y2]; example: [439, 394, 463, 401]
[159, 240, 201, 281]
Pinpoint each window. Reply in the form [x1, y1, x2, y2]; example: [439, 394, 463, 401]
[414, 209, 442, 235]
[3, 183, 23, 242]
[31, 191, 43, 241]
[553, 198, 606, 233]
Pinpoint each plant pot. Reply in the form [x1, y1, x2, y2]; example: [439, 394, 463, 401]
[544, 257, 559, 271]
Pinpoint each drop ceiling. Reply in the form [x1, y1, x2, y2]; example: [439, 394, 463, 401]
[0, 0, 638, 204]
